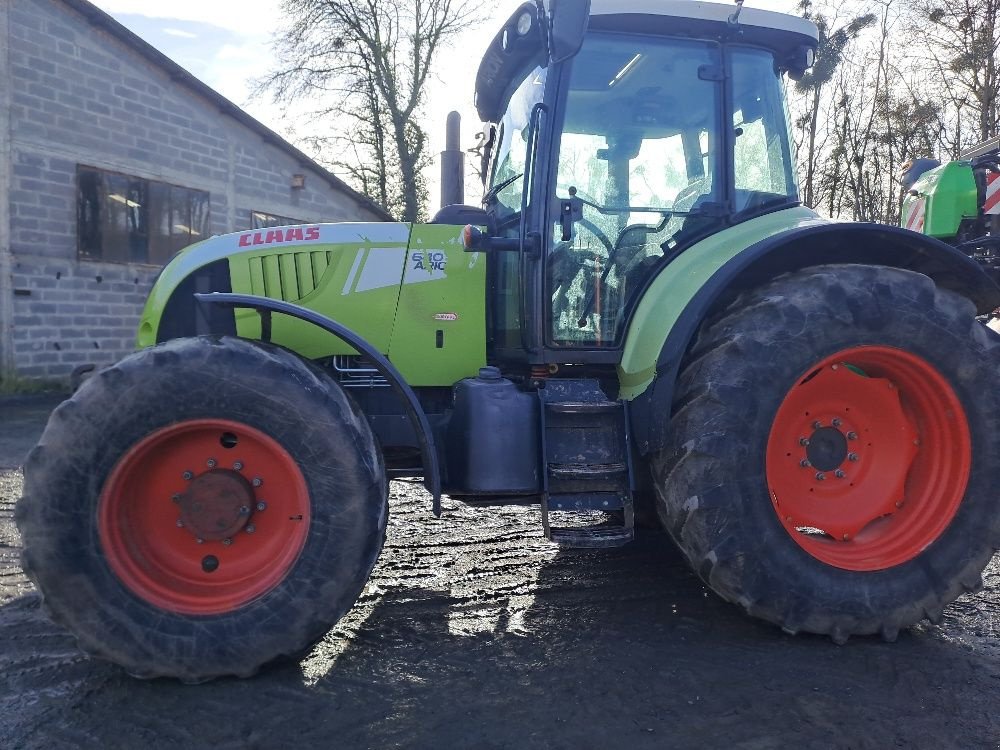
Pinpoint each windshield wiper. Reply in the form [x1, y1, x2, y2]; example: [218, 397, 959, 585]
[483, 172, 523, 205]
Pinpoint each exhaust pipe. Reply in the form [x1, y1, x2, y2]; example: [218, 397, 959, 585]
[440, 111, 465, 208]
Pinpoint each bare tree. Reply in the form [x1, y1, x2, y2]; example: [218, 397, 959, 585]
[909, 0, 1000, 145]
[261, 0, 484, 222]
[792, 1, 876, 208]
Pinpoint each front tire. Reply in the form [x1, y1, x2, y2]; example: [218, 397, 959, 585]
[652, 264, 1000, 642]
[17, 336, 387, 681]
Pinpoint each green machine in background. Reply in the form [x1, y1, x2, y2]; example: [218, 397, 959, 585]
[18, 0, 1000, 684]
[900, 138, 1000, 282]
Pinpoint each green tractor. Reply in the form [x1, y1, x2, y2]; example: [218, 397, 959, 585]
[900, 138, 1000, 290]
[18, 0, 1000, 682]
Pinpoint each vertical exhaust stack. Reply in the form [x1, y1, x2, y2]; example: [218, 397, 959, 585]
[440, 111, 465, 209]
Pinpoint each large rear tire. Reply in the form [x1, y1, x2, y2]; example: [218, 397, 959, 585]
[16, 336, 387, 681]
[652, 264, 1000, 642]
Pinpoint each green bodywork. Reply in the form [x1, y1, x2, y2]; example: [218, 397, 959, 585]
[617, 205, 823, 399]
[137, 222, 487, 387]
[139, 209, 822, 399]
[901, 161, 978, 239]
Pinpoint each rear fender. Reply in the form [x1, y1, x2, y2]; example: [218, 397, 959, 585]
[626, 222, 1000, 456]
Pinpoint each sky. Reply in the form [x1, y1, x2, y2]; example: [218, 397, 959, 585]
[88, 0, 798, 212]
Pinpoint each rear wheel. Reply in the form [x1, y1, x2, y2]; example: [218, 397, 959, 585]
[652, 264, 1000, 641]
[17, 336, 387, 681]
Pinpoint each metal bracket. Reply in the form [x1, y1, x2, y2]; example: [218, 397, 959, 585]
[195, 292, 443, 516]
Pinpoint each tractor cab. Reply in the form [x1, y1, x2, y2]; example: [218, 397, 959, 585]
[467, 0, 817, 361]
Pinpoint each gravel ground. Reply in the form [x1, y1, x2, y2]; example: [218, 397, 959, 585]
[2, 397, 1000, 749]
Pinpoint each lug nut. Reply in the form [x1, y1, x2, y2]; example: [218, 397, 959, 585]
[252, 477, 263, 488]
[171, 493, 181, 503]
[256, 501, 267, 512]
[835, 469, 846, 478]
[847, 432, 858, 441]
[800, 459, 811, 468]
[176, 519, 184, 528]
[831, 364, 839, 371]
[895, 501, 903, 508]
[239, 505, 250, 516]
[799, 437, 810, 446]
[233, 461, 244, 471]
[207, 458, 217, 469]
[832, 418, 842, 427]
[222, 538, 233, 546]
[812, 421, 822, 429]
[842, 533, 851, 541]
[246, 524, 256, 534]
[196, 538, 204, 544]
[182, 470, 193, 481]
[815, 472, 826, 481]
[848, 453, 859, 462]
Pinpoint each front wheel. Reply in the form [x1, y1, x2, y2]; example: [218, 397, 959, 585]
[653, 264, 1000, 642]
[17, 336, 388, 681]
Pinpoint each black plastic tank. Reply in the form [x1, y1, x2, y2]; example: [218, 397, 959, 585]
[445, 367, 540, 495]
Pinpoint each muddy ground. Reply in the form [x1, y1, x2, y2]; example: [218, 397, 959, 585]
[1, 396, 1000, 749]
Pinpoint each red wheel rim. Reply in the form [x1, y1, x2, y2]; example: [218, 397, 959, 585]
[98, 420, 310, 614]
[765, 346, 970, 571]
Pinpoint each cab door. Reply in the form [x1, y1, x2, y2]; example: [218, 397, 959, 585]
[483, 64, 550, 364]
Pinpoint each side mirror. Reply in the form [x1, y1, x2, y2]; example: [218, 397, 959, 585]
[548, 0, 591, 63]
[462, 225, 520, 253]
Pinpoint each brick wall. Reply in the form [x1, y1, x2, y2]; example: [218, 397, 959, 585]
[2, 0, 387, 380]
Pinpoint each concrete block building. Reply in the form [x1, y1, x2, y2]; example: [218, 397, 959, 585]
[0, 0, 391, 380]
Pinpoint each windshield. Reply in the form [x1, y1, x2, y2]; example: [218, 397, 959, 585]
[489, 65, 548, 225]
[549, 34, 722, 346]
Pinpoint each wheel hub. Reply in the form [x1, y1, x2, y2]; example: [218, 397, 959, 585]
[98, 419, 311, 615]
[765, 346, 970, 571]
[178, 470, 254, 541]
[806, 427, 848, 472]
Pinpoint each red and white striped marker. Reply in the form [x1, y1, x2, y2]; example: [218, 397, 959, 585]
[902, 196, 926, 232]
[984, 171, 1000, 215]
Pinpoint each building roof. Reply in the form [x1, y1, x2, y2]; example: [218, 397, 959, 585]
[57, 0, 395, 222]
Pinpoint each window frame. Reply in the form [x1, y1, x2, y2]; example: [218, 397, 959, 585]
[76, 165, 211, 266]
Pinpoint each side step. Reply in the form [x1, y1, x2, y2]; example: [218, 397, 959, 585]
[540, 379, 637, 549]
[542, 493, 635, 548]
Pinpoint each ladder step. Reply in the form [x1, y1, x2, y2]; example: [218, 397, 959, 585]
[548, 525, 635, 548]
[548, 462, 628, 481]
[545, 400, 621, 415]
[545, 492, 626, 511]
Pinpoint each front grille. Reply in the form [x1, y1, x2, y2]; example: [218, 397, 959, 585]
[248, 251, 333, 302]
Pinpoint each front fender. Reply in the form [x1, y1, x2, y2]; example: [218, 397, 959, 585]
[196, 293, 442, 515]
[623, 217, 1000, 455]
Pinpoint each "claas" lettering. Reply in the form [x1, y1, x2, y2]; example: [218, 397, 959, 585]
[238, 226, 321, 248]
